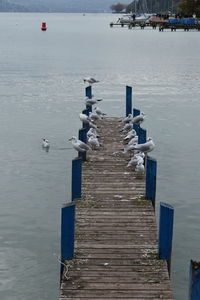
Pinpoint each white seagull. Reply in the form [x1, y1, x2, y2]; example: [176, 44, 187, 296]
[85, 97, 103, 106]
[42, 138, 50, 150]
[135, 162, 145, 173]
[122, 114, 133, 124]
[127, 154, 144, 167]
[89, 111, 100, 121]
[88, 136, 101, 149]
[131, 113, 145, 125]
[123, 129, 137, 141]
[79, 113, 90, 124]
[87, 128, 99, 139]
[119, 123, 133, 132]
[94, 107, 106, 117]
[69, 136, 91, 152]
[131, 137, 155, 154]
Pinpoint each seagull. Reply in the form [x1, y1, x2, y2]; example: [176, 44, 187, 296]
[83, 77, 99, 85]
[123, 143, 138, 153]
[94, 107, 106, 117]
[131, 137, 155, 154]
[128, 136, 138, 145]
[131, 113, 145, 125]
[85, 97, 103, 106]
[87, 128, 99, 139]
[88, 136, 101, 149]
[42, 138, 50, 150]
[79, 113, 90, 124]
[119, 123, 133, 132]
[127, 154, 144, 167]
[123, 129, 137, 141]
[88, 121, 98, 130]
[69, 136, 91, 152]
[89, 111, 100, 121]
[122, 114, 133, 124]
[135, 162, 145, 173]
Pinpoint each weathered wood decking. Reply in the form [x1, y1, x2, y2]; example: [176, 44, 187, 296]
[59, 117, 173, 299]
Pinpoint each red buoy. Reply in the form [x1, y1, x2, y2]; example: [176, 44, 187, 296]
[41, 22, 47, 31]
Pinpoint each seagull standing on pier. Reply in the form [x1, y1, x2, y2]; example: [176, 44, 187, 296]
[131, 137, 155, 154]
[69, 136, 91, 153]
[131, 113, 145, 125]
[85, 97, 103, 106]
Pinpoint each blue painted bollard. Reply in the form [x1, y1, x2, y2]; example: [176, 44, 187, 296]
[132, 109, 141, 135]
[145, 157, 157, 209]
[85, 86, 92, 113]
[159, 202, 174, 275]
[78, 128, 88, 161]
[133, 108, 140, 117]
[138, 127, 147, 144]
[82, 108, 90, 129]
[189, 260, 200, 300]
[61, 202, 76, 264]
[126, 86, 132, 117]
[72, 157, 82, 200]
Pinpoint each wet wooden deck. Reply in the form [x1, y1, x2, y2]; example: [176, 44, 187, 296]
[59, 117, 173, 299]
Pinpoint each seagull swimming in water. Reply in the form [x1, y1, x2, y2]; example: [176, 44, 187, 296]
[69, 136, 91, 153]
[42, 138, 50, 150]
[83, 77, 99, 85]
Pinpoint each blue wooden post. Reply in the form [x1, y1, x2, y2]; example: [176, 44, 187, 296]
[159, 202, 174, 275]
[61, 202, 76, 263]
[85, 86, 92, 113]
[82, 109, 90, 129]
[189, 260, 200, 300]
[78, 128, 88, 161]
[133, 108, 140, 117]
[126, 86, 132, 117]
[132, 109, 141, 135]
[138, 127, 147, 144]
[72, 157, 82, 200]
[145, 157, 157, 209]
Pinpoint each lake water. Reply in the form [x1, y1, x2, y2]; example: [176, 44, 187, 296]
[0, 12, 200, 300]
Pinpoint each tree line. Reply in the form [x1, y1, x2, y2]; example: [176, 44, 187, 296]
[110, 0, 200, 17]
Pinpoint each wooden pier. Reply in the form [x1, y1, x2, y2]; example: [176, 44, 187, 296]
[59, 116, 174, 299]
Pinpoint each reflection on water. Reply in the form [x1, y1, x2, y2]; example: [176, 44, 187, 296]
[0, 12, 200, 300]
